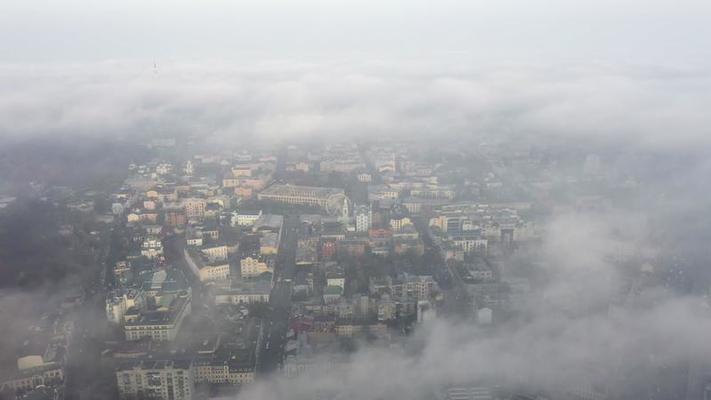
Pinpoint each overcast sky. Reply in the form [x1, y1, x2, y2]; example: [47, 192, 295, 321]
[1, 0, 711, 66]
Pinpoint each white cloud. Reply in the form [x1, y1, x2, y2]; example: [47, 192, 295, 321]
[1, 62, 711, 152]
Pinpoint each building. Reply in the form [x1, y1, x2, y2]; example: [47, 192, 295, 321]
[165, 207, 187, 227]
[106, 289, 145, 325]
[405, 274, 437, 300]
[213, 281, 272, 304]
[252, 214, 284, 233]
[140, 236, 164, 259]
[452, 236, 488, 254]
[116, 359, 194, 400]
[444, 386, 493, 400]
[389, 216, 413, 232]
[259, 232, 280, 255]
[1, 360, 64, 394]
[123, 291, 192, 342]
[386, 274, 438, 301]
[336, 239, 368, 258]
[184, 247, 231, 283]
[183, 198, 206, 220]
[334, 323, 388, 338]
[231, 210, 262, 227]
[201, 245, 230, 263]
[296, 237, 319, 266]
[257, 184, 349, 216]
[323, 286, 343, 304]
[183, 248, 230, 283]
[368, 185, 399, 201]
[393, 238, 425, 256]
[325, 271, 346, 290]
[240, 256, 272, 278]
[193, 356, 255, 385]
[354, 204, 372, 232]
[477, 307, 493, 325]
[320, 239, 337, 260]
[198, 263, 230, 283]
[357, 172, 372, 183]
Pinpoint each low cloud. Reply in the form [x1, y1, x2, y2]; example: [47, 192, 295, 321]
[238, 210, 711, 399]
[1, 62, 711, 152]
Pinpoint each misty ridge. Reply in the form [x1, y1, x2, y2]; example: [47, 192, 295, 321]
[0, 59, 710, 400]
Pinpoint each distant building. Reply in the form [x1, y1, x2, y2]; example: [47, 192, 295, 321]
[325, 271, 346, 290]
[444, 386, 493, 400]
[140, 235, 163, 259]
[477, 307, 493, 325]
[257, 184, 349, 216]
[323, 286, 343, 304]
[213, 281, 271, 304]
[183, 198, 206, 220]
[368, 185, 400, 202]
[165, 207, 187, 227]
[259, 232, 280, 255]
[357, 172, 372, 183]
[231, 210, 262, 227]
[354, 204, 372, 232]
[389, 216, 413, 232]
[336, 239, 368, 258]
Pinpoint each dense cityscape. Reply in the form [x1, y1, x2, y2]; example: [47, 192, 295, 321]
[1, 134, 710, 400]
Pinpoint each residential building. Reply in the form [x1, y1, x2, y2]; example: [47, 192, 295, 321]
[389, 216, 413, 232]
[116, 359, 194, 400]
[231, 210, 262, 227]
[123, 291, 192, 342]
[140, 236, 164, 259]
[240, 256, 272, 278]
[183, 198, 206, 220]
[106, 289, 145, 325]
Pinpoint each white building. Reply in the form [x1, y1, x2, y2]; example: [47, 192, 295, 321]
[452, 237, 488, 254]
[231, 210, 262, 227]
[116, 359, 194, 400]
[213, 282, 272, 304]
[106, 289, 145, 325]
[257, 184, 349, 216]
[141, 236, 164, 259]
[201, 245, 230, 263]
[354, 204, 372, 232]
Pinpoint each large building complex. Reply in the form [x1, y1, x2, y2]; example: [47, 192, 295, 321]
[257, 184, 348, 215]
